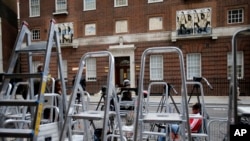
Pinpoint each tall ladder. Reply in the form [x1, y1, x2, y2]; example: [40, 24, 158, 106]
[0, 19, 67, 141]
[60, 51, 124, 141]
[133, 46, 192, 141]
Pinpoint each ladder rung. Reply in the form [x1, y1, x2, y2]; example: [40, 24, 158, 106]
[3, 73, 42, 79]
[0, 99, 38, 106]
[0, 128, 34, 138]
[16, 42, 48, 52]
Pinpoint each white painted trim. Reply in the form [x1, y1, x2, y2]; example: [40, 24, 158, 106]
[108, 44, 136, 88]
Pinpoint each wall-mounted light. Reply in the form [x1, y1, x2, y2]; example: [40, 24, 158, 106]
[136, 65, 140, 71]
[119, 36, 124, 46]
[104, 66, 109, 72]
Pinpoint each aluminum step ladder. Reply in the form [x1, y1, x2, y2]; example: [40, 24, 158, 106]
[60, 51, 125, 141]
[133, 46, 192, 141]
[0, 19, 67, 141]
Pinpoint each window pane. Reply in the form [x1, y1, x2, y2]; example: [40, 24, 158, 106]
[84, 0, 96, 10]
[115, 0, 127, 7]
[85, 23, 96, 36]
[32, 29, 40, 40]
[228, 9, 244, 24]
[148, 0, 163, 3]
[115, 20, 128, 33]
[86, 58, 97, 81]
[149, 17, 163, 30]
[30, 0, 40, 16]
[227, 52, 244, 79]
[56, 0, 67, 11]
[187, 54, 201, 80]
[150, 55, 163, 80]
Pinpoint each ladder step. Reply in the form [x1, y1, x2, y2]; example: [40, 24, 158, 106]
[0, 128, 34, 138]
[3, 73, 42, 79]
[16, 42, 48, 52]
[0, 99, 38, 106]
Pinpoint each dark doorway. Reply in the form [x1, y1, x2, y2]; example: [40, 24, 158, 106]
[115, 57, 130, 87]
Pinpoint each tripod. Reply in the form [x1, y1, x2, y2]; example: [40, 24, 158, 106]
[150, 84, 179, 133]
[188, 77, 213, 104]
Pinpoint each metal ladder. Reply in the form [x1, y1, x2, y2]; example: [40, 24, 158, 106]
[133, 46, 192, 141]
[60, 51, 124, 141]
[0, 19, 67, 141]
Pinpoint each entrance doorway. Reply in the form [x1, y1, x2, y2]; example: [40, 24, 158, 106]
[115, 57, 130, 87]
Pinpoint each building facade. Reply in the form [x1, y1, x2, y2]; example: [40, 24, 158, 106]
[18, 0, 250, 96]
[0, 0, 18, 72]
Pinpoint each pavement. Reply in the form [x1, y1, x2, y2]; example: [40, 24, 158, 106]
[89, 93, 250, 106]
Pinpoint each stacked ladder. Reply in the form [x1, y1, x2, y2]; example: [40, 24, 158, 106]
[133, 46, 192, 141]
[60, 51, 125, 141]
[0, 19, 67, 141]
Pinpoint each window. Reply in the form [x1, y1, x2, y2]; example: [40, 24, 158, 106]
[114, 0, 128, 7]
[84, 0, 96, 11]
[228, 8, 244, 24]
[115, 20, 128, 33]
[31, 29, 40, 40]
[55, 0, 67, 12]
[149, 17, 163, 30]
[86, 58, 96, 81]
[187, 53, 201, 80]
[227, 52, 244, 79]
[148, 0, 163, 3]
[29, 0, 40, 17]
[58, 60, 68, 80]
[85, 23, 96, 36]
[150, 55, 163, 81]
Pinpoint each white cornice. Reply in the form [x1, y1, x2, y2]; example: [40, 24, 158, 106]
[75, 25, 250, 46]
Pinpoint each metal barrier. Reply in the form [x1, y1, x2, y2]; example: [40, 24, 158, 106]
[207, 118, 228, 141]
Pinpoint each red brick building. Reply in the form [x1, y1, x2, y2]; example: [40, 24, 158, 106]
[18, 0, 250, 96]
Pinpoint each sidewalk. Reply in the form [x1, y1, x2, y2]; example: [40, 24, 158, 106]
[89, 94, 250, 105]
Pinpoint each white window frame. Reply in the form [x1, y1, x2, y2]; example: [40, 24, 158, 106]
[85, 23, 96, 36]
[86, 58, 97, 81]
[55, 0, 67, 12]
[227, 52, 244, 79]
[115, 20, 128, 33]
[228, 8, 244, 24]
[148, 0, 163, 3]
[149, 17, 163, 31]
[84, 0, 96, 11]
[29, 0, 40, 17]
[187, 53, 201, 80]
[150, 55, 163, 81]
[31, 29, 40, 40]
[114, 0, 128, 7]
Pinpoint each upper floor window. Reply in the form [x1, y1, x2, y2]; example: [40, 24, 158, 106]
[148, 0, 163, 3]
[187, 53, 201, 80]
[114, 0, 128, 7]
[228, 8, 244, 24]
[84, 0, 96, 11]
[31, 29, 40, 40]
[85, 23, 96, 36]
[29, 0, 40, 17]
[55, 22, 74, 44]
[150, 55, 163, 81]
[55, 0, 67, 13]
[149, 17, 163, 31]
[115, 20, 128, 33]
[86, 58, 97, 81]
[227, 52, 244, 79]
